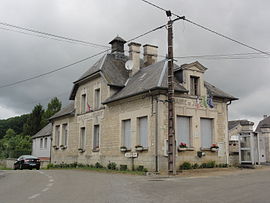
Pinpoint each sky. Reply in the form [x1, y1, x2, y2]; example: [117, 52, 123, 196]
[0, 0, 269, 128]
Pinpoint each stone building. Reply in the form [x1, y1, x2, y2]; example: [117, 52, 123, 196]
[50, 36, 237, 172]
[255, 115, 270, 162]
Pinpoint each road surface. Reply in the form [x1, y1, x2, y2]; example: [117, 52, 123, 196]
[0, 168, 270, 203]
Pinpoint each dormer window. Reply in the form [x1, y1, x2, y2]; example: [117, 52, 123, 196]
[94, 88, 100, 109]
[81, 94, 86, 113]
[190, 76, 199, 96]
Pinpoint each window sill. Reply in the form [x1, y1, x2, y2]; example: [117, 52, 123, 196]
[178, 147, 194, 152]
[92, 148, 100, 152]
[200, 147, 219, 152]
[135, 147, 148, 152]
[120, 148, 131, 152]
[53, 146, 59, 150]
[78, 107, 105, 116]
[60, 145, 67, 150]
[78, 148, 85, 153]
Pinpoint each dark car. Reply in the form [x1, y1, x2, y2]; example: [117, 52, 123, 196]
[14, 155, 40, 170]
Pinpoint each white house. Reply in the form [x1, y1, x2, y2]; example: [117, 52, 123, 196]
[32, 123, 52, 161]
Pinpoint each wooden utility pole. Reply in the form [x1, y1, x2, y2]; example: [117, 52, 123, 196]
[167, 16, 176, 175]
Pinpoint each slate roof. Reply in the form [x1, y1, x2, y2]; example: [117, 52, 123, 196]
[255, 116, 270, 132]
[228, 120, 254, 131]
[49, 102, 75, 120]
[32, 123, 52, 139]
[70, 53, 129, 100]
[103, 60, 188, 104]
[205, 81, 238, 101]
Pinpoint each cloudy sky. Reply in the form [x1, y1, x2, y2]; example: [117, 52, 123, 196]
[0, 0, 269, 127]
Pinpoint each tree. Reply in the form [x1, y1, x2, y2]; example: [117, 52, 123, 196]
[0, 129, 31, 158]
[23, 104, 45, 136]
[44, 97, 62, 122]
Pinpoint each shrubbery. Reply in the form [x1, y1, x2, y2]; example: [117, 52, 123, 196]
[179, 161, 229, 170]
[47, 161, 148, 173]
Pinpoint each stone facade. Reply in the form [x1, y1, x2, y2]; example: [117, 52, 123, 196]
[51, 65, 233, 172]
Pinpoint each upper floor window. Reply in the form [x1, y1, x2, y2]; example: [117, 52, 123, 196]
[81, 94, 86, 113]
[94, 88, 100, 109]
[122, 119, 131, 149]
[62, 124, 68, 146]
[190, 76, 199, 96]
[138, 116, 148, 148]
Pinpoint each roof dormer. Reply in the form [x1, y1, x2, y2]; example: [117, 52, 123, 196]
[179, 61, 207, 96]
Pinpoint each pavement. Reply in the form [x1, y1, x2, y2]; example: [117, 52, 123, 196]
[0, 167, 270, 203]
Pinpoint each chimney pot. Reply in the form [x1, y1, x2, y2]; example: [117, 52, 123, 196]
[143, 44, 158, 67]
[264, 115, 268, 119]
[128, 42, 141, 76]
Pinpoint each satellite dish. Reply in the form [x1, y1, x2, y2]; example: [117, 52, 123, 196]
[125, 60, 134, 70]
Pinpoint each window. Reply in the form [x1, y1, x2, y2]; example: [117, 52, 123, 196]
[94, 88, 100, 109]
[176, 116, 191, 147]
[44, 138, 48, 149]
[80, 127, 86, 149]
[138, 117, 148, 147]
[81, 94, 86, 113]
[93, 125, 100, 150]
[190, 76, 199, 96]
[122, 119, 131, 148]
[55, 125, 60, 146]
[40, 138, 43, 149]
[200, 118, 213, 148]
[62, 124, 68, 146]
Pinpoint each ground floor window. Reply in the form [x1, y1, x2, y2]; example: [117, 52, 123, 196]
[122, 119, 131, 148]
[176, 116, 191, 147]
[80, 127, 86, 149]
[93, 125, 100, 150]
[138, 116, 148, 148]
[200, 118, 213, 148]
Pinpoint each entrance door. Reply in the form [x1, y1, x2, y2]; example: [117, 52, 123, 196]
[259, 136, 266, 163]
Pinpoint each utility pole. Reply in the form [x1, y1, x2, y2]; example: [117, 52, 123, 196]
[167, 10, 176, 175]
[166, 11, 185, 175]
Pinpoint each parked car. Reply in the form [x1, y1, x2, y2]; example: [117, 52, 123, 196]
[14, 155, 40, 170]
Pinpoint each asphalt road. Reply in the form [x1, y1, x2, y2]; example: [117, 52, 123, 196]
[1, 168, 270, 203]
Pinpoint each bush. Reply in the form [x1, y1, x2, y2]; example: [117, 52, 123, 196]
[192, 163, 199, 169]
[107, 162, 117, 170]
[120, 165, 127, 171]
[95, 162, 103, 168]
[136, 165, 144, 171]
[47, 163, 54, 169]
[200, 161, 216, 168]
[70, 162, 77, 168]
[180, 162, 192, 170]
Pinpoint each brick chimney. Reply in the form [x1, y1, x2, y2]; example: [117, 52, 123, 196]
[143, 44, 158, 67]
[109, 36, 126, 54]
[128, 42, 141, 76]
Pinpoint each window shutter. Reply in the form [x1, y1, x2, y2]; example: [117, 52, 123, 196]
[123, 120, 131, 148]
[139, 117, 148, 147]
[200, 118, 213, 148]
[176, 116, 190, 146]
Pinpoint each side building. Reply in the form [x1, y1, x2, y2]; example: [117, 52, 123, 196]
[50, 37, 237, 172]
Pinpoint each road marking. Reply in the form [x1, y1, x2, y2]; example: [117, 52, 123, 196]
[28, 193, 40, 199]
[42, 187, 49, 192]
[47, 183, 54, 187]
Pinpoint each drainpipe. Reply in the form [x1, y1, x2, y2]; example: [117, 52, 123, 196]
[226, 100, 232, 165]
[155, 97, 159, 172]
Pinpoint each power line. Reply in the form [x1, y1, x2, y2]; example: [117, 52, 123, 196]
[0, 49, 110, 89]
[0, 22, 167, 89]
[0, 21, 109, 48]
[140, 0, 270, 56]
